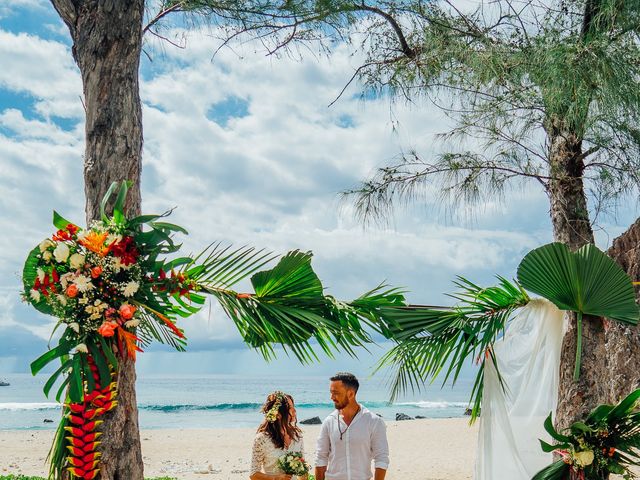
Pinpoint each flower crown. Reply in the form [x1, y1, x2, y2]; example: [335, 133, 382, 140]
[264, 391, 286, 423]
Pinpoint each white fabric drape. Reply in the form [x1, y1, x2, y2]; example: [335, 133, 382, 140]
[474, 298, 565, 480]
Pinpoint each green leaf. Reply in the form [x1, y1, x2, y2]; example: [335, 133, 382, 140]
[43, 359, 73, 398]
[87, 341, 112, 388]
[112, 180, 131, 223]
[531, 460, 570, 480]
[100, 181, 120, 222]
[517, 242, 639, 324]
[98, 336, 119, 371]
[543, 412, 571, 443]
[251, 250, 323, 298]
[22, 246, 54, 316]
[68, 354, 84, 403]
[52, 211, 75, 230]
[31, 342, 71, 375]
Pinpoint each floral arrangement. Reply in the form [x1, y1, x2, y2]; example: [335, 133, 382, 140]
[24, 182, 210, 480]
[277, 451, 311, 477]
[533, 388, 640, 480]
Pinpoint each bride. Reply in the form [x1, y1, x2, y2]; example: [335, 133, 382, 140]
[250, 391, 307, 480]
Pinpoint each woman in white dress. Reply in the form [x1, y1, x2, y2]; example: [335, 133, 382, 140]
[250, 391, 307, 480]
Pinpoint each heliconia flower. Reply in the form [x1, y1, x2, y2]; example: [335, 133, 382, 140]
[75, 343, 88, 354]
[69, 253, 86, 270]
[82, 469, 100, 480]
[53, 242, 70, 263]
[30, 289, 41, 302]
[124, 319, 140, 328]
[66, 284, 79, 298]
[69, 322, 80, 333]
[67, 456, 85, 467]
[68, 414, 86, 425]
[97, 321, 118, 338]
[39, 238, 55, 252]
[119, 303, 136, 320]
[122, 281, 139, 297]
[90, 266, 102, 279]
[67, 404, 86, 414]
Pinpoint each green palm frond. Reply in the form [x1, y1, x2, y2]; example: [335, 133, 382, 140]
[375, 276, 529, 422]
[517, 242, 640, 379]
[200, 250, 407, 364]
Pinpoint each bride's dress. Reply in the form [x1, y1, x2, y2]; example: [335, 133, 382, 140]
[250, 432, 305, 477]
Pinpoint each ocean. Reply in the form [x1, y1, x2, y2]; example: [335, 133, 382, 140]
[0, 373, 472, 430]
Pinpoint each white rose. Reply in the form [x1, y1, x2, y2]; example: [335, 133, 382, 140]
[56, 294, 67, 307]
[124, 319, 140, 328]
[75, 343, 88, 354]
[53, 242, 70, 263]
[30, 289, 41, 302]
[39, 239, 54, 252]
[42, 251, 53, 262]
[73, 275, 93, 292]
[69, 322, 80, 333]
[37, 268, 45, 283]
[122, 281, 139, 297]
[69, 253, 85, 270]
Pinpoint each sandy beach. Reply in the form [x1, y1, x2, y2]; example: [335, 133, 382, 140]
[0, 418, 478, 480]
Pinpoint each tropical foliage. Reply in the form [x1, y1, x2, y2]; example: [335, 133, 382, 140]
[378, 243, 639, 422]
[22, 181, 405, 480]
[533, 389, 640, 480]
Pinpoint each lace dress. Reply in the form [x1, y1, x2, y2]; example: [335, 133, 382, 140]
[250, 432, 305, 477]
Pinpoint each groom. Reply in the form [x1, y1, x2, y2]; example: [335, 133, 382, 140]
[315, 372, 389, 480]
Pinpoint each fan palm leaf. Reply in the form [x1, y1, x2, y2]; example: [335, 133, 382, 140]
[517, 242, 640, 378]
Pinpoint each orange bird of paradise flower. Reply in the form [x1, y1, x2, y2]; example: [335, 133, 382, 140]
[79, 231, 111, 257]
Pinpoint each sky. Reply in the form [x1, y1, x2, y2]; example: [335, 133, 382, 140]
[0, 1, 637, 380]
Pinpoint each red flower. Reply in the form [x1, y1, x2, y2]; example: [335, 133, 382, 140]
[111, 236, 139, 266]
[97, 321, 118, 337]
[90, 266, 102, 279]
[66, 284, 79, 298]
[119, 304, 136, 320]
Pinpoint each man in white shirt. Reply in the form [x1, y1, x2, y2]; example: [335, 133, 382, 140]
[315, 372, 389, 480]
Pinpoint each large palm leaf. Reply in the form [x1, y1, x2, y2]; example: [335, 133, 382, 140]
[375, 276, 530, 421]
[517, 242, 640, 379]
[196, 249, 406, 363]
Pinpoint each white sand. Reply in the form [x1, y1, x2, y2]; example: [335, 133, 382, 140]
[0, 418, 478, 479]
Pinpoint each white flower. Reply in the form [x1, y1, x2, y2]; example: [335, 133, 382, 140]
[37, 268, 45, 283]
[30, 289, 41, 302]
[69, 253, 85, 270]
[53, 242, 70, 263]
[39, 239, 54, 252]
[69, 322, 80, 333]
[122, 281, 139, 297]
[73, 275, 93, 292]
[107, 233, 122, 245]
[60, 272, 75, 288]
[56, 295, 67, 307]
[75, 230, 89, 242]
[78, 297, 89, 305]
[75, 343, 88, 354]
[124, 319, 140, 328]
[574, 450, 594, 467]
[42, 251, 53, 262]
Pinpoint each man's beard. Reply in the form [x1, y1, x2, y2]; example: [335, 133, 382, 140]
[333, 400, 348, 409]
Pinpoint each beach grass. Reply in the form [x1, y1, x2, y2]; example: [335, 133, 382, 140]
[0, 476, 178, 480]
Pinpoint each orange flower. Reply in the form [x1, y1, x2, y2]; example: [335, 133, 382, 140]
[66, 284, 79, 298]
[97, 321, 118, 338]
[78, 231, 110, 256]
[119, 304, 136, 320]
[90, 266, 102, 279]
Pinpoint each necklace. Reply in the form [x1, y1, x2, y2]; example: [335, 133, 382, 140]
[338, 405, 361, 441]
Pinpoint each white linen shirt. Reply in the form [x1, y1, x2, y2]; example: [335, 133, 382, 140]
[315, 405, 389, 480]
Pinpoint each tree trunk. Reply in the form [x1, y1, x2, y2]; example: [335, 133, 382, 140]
[50, 1, 145, 479]
[547, 128, 607, 433]
[605, 219, 640, 402]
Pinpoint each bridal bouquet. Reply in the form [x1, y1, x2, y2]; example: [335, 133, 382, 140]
[277, 451, 311, 477]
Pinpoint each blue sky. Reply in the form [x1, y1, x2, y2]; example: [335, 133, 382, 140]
[0, 1, 637, 380]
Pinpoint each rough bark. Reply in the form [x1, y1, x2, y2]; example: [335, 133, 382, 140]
[547, 128, 607, 432]
[51, 1, 145, 479]
[605, 219, 640, 402]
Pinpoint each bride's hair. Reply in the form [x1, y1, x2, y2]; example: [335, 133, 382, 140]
[257, 392, 302, 449]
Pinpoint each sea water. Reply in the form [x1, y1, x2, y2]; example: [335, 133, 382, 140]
[0, 373, 472, 430]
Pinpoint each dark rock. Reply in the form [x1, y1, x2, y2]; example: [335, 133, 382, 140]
[43, 419, 54, 423]
[464, 408, 473, 416]
[300, 416, 322, 425]
[0, 381, 9, 386]
[415, 415, 426, 419]
[395, 413, 413, 421]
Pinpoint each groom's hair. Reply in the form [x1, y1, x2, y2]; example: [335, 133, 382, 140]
[331, 372, 359, 392]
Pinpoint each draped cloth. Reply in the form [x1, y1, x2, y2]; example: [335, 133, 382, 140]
[474, 298, 565, 480]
